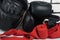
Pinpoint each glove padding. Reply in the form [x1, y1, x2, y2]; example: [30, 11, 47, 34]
[48, 15, 59, 29]
[23, 11, 34, 32]
[29, 1, 52, 26]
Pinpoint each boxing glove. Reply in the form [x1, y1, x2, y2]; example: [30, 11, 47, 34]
[48, 15, 59, 29]
[29, 1, 53, 26]
[22, 11, 34, 32]
[0, 0, 27, 31]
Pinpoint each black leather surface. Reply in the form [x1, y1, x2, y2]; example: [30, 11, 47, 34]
[29, 1, 52, 26]
[48, 15, 59, 29]
[0, 0, 27, 31]
[23, 11, 34, 32]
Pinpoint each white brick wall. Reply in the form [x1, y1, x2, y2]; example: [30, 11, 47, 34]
[28, 0, 60, 3]
[28, 0, 50, 3]
[52, 0, 60, 3]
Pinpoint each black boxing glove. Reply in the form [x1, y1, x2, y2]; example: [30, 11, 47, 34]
[22, 11, 34, 32]
[0, 0, 27, 31]
[29, 1, 52, 26]
[48, 15, 59, 29]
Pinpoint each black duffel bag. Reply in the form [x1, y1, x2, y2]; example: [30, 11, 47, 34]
[0, 0, 27, 31]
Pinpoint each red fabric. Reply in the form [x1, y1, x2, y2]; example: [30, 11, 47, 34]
[30, 24, 48, 39]
[0, 23, 60, 40]
[1, 37, 28, 40]
[48, 24, 60, 38]
[0, 29, 30, 40]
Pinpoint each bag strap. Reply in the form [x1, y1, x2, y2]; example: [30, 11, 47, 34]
[16, 0, 28, 29]
[16, 9, 27, 29]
